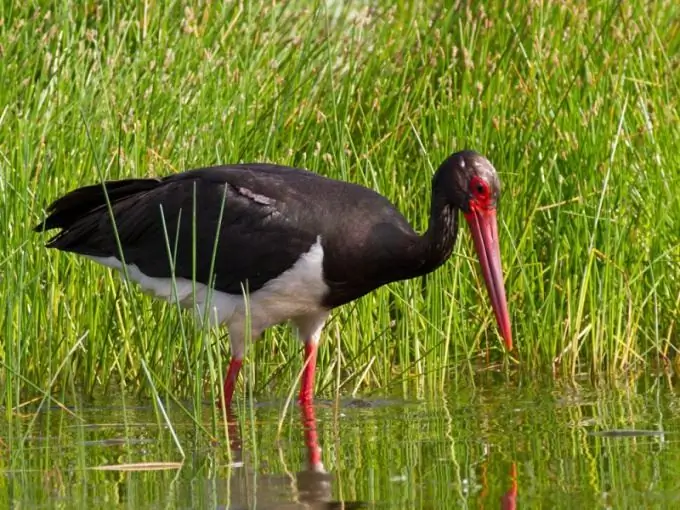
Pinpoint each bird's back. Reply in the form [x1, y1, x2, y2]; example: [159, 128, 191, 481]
[36, 163, 417, 301]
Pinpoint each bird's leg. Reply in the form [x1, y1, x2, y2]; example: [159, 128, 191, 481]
[222, 323, 248, 408]
[225, 406, 243, 453]
[299, 342, 317, 405]
[299, 343, 317, 404]
[300, 399, 323, 471]
[221, 358, 243, 408]
[293, 312, 328, 405]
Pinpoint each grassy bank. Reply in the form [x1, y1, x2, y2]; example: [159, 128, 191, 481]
[1, 0, 679, 410]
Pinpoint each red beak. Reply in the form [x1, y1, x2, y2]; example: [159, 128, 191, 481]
[464, 208, 513, 350]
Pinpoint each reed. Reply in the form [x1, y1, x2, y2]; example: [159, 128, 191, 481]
[1, 0, 679, 411]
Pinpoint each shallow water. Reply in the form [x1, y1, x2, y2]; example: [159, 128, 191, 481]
[3, 375, 680, 509]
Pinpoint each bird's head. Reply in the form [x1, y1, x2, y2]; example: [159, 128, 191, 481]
[435, 150, 513, 350]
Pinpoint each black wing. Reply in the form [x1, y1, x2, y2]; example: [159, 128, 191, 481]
[34, 166, 320, 294]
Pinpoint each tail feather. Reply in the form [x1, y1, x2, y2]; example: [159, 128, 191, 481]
[34, 179, 160, 233]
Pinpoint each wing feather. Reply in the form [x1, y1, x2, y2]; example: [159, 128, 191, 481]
[36, 169, 318, 294]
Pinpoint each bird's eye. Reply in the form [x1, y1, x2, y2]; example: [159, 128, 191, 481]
[470, 176, 489, 199]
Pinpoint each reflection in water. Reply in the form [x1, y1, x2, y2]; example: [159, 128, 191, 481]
[220, 403, 366, 509]
[500, 463, 518, 510]
[8, 376, 680, 508]
[480, 457, 518, 510]
[221, 401, 517, 509]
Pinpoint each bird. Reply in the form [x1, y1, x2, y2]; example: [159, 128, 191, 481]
[34, 150, 513, 407]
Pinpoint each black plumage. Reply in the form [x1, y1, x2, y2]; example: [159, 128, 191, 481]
[35, 162, 459, 307]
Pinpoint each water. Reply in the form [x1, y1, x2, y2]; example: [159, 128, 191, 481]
[3, 374, 680, 509]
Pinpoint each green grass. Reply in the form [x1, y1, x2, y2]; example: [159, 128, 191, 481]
[1, 0, 679, 411]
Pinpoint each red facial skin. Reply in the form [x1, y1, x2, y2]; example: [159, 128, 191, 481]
[463, 176, 513, 350]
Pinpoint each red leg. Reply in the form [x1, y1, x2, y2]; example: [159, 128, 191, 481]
[299, 342, 317, 404]
[501, 462, 518, 510]
[222, 358, 243, 408]
[300, 400, 322, 470]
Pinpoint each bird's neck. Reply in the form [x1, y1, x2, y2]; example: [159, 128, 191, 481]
[321, 191, 459, 307]
[417, 192, 459, 275]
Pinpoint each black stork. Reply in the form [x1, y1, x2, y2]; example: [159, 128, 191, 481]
[34, 150, 513, 407]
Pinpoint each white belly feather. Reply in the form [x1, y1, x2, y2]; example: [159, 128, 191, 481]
[87, 237, 330, 358]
